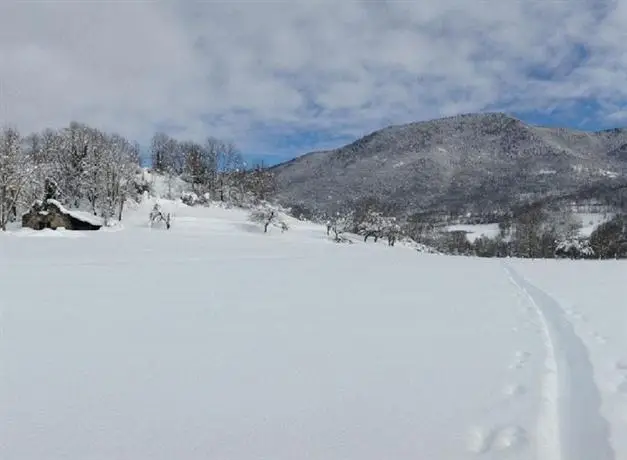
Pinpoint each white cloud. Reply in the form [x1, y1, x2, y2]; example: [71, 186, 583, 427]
[0, 0, 625, 156]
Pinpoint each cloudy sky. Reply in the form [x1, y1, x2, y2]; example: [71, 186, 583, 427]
[0, 0, 625, 162]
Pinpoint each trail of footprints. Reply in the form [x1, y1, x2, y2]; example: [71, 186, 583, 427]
[466, 290, 534, 455]
[467, 287, 620, 457]
[564, 307, 626, 396]
[509, 351, 530, 370]
[466, 350, 530, 455]
[563, 306, 609, 346]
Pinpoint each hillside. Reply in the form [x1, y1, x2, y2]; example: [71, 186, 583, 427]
[271, 113, 627, 217]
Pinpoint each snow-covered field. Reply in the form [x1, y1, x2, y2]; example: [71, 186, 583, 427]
[446, 223, 501, 242]
[577, 212, 615, 237]
[1, 202, 626, 459]
[448, 211, 615, 242]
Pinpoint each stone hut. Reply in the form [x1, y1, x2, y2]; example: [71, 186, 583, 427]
[22, 200, 102, 231]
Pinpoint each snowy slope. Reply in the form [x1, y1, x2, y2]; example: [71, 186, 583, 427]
[1, 203, 625, 459]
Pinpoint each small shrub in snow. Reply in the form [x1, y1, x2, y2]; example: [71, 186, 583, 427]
[149, 203, 171, 229]
[179, 191, 213, 207]
[249, 204, 289, 233]
[180, 192, 199, 207]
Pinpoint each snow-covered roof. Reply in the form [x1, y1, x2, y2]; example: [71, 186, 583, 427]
[46, 200, 104, 226]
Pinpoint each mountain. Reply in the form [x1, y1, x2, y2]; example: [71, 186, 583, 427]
[271, 113, 627, 218]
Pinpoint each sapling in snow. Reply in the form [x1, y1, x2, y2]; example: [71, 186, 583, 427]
[249, 204, 288, 233]
[327, 211, 354, 243]
[149, 203, 171, 229]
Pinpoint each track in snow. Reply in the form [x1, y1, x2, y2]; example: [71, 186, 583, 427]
[504, 264, 614, 460]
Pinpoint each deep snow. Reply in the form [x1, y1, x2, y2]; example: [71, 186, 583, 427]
[1, 200, 626, 460]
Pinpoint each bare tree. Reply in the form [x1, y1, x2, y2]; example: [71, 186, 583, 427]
[0, 127, 36, 230]
[150, 132, 182, 198]
[357, 209, 397, 243]
[512, 204, 547, 258]
[181, 140, 213, 195]
[150, 131, 170, 173]
[249, 203, 288, 233]
[244, 163, 276, 203]
[216, 141, 245, 202]
[100, 133, 139, 223]
[327, 211, 354, 242]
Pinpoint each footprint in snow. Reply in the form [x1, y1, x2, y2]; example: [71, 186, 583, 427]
[570, 311, 586, 322]
[466, 426, 492, 454]
[592, 332, 608, 345]
[509, 351, 530, 370]
[502, 384, 527, 398]
[492, 425, 528, 451]
[466, 425, 528, 454]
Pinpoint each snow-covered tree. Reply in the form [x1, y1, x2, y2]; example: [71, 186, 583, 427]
[149, 202, 171, 229]
[99, 134, 140, 223]
[150, 132, 183, 199]
[0, 126, 36, 230]
[555, 238, 595, 259]
[511, 204, 547, 258]
[357, 210, 398, 243]
[150, 132, 171, 173]
[387, 221, 402, 246]
[181, 140, 216, 195]
[57, 122, 93, 207]
[249, 203, 289, 233]
[180, 191, 199, 206]
[327, 211, 354, 242]
[215, 141, 245, 202]
[244, 164, 276, 203]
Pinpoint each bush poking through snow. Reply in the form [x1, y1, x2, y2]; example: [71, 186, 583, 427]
[180, 192, 199, 207]
[149, 203, 171, 229]
[249, 204, 289, 233]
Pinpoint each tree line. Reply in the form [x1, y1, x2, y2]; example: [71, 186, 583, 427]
[148, 132, 275, 204]
[406, 202, 627, 259]
[288, 195, 627, 258]
[0, 122, 140, 230]
[0, 123, 276, 231]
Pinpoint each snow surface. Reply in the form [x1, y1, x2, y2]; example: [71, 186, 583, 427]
[1, 202, 626, 460]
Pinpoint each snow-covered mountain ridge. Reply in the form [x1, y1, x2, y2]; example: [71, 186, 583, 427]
[272, 112, 627, 216]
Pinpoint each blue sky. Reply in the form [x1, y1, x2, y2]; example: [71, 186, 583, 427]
[3, 0, 627, 167]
